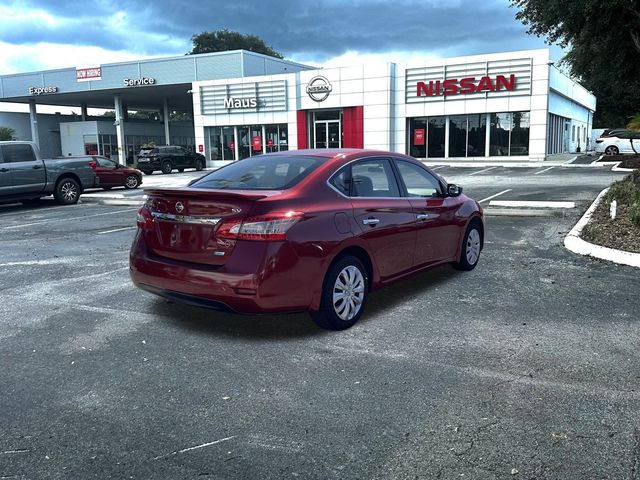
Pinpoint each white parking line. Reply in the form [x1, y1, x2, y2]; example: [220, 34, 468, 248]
[98, 226, 137, 235]
[1, 208, 138, 230]
[489, 200, 575, 209]
[534, 166, 555, 175]
[430, 166, 446, 170]
[468, 166, 498, 176]
[478, 189, 512, 204]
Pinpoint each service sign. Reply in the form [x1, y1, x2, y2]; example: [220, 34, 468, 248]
[29, 86, 58, 95]
[76, 67, 102, 82]
[123, 77, 156, 87]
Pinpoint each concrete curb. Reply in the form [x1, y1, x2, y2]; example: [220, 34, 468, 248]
[564, 187, 640, 268]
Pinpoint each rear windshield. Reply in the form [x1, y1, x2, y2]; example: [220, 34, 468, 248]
[191, 155, 325, 190]
[138, 148, 157, 156]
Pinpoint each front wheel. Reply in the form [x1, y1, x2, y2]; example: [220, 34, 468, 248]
[125, 174, 140, 189]
[453, 221, 482, 271]
[605, 145, 619, 156]
[54, 177, 81, 205]
[195, 160, 204, 171]
[311, 255, 368, 330]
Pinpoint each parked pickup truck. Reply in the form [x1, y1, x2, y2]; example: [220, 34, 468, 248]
[0, 141, 98, 205]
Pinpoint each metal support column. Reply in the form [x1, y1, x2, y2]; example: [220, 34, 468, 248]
[81, 104, 88, 121]
[114, 95, 126, 165]
[163, 99, 170, 146]
[28, 100, 39, 148]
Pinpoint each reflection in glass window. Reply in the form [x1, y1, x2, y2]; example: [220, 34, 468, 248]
[490, 113, 512, 156]
[467, 114, 487, 157]
[510, 112, 530, 155]
[448, 115, 467, 158]
[408, 118, 427, 158]
[351, 159, 400, 197]
[428, 117, 446, 158]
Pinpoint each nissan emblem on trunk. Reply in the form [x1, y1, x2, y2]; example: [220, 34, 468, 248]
[175, 202, 184, 213]
[306, 76, 332, 102]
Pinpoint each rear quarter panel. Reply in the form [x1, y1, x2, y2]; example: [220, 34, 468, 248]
[42, 158, 97, 191]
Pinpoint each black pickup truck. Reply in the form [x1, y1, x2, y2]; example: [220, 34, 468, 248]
[0, 141, 97, 205]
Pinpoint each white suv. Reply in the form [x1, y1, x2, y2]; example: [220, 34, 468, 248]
[595, 131, 640, 155]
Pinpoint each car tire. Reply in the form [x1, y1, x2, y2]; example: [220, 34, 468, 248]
[161, 161, 173, 174]
[54, 177, 81, 205]
[605, 146, 619, 155]
[103, 186, 112, 190]
[311, 255, 368, 331]
[195, 160, 204, 171]
[142, 170, 153, 175]
[453, 220, 482, 271]
[125, 174, 140, 189]
[177, 168, 184, 173]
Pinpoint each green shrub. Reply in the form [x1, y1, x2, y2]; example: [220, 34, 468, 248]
[606, 171, 640, 205]
[629, 202, 640, 227]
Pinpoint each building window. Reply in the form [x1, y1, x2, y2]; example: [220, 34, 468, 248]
[490, 112, 529, 156]
[408, 118, 427, 158]
[448, 115, 467, 158]
[467, 114, 487, 157]
[427, 117, 446, 158]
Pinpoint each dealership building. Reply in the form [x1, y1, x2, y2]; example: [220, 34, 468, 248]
[0, 48, 595, 165]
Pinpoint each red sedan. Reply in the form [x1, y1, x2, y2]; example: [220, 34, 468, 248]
[89, 156, 143, 190]
[130, 149, 483, 330]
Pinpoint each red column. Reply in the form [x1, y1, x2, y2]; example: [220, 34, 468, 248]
[296, 110, 307, 149]
[342, 106, 364, 148]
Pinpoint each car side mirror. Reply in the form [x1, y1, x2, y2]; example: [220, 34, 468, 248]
[447, 184, 462, 197]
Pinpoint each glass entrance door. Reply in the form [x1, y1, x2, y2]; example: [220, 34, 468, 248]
[314, 120, 341, 148]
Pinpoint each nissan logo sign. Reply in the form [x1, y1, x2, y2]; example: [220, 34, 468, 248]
[306, 76, 332, 102]
[175, 202, 184, 213]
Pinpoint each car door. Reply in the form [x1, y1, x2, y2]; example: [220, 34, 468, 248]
[0, 147, 12, 196]
[1, 143, 46, 194]
[94, 156, 122, 186]
[393, 159, 461, 265]
[345, 157, 416, 280]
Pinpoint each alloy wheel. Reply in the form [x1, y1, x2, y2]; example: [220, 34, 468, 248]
[466, 228, 481, 266]
[332, 265, 365, 321]
[61, 181, 78, 202]
[126, 175, 138, 188]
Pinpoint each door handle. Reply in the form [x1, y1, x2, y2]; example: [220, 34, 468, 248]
[362, 218, 380, 225]
[0, 168, 8, 173]
[417, 213, 438, 220]
[32, 165, 42, 170]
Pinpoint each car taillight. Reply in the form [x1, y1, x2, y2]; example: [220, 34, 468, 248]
[217, 211, 303, 241]
[88, 160, 97, 170]
[595, 139, 603, 143]
[136, 207, 154, 230]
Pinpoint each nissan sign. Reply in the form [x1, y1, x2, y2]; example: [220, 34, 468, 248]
[306, 76, 332, 102]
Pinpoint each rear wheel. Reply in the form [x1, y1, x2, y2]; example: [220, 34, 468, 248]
[142, 170, 153, 175]
[125, 174, 140, 189]
[54, 177, 81, 205]
[161, 160, 173, 174]
[311, 255, 368, 330]
[195, 160, 204, 171]
[177, 168, 184, 173]
[453, 221, 482, 271]
[605, 145, 619, 155]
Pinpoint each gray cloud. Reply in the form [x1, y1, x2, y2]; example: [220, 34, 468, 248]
[1, 0, 558, 61]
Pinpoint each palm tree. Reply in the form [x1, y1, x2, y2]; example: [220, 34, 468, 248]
[0, 126, 16, 141]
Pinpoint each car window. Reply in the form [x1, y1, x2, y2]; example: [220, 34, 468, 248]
[350, 158, 400, 198]
[95, 157, 117, 168]
[395, 160, 443, 198]
[329, 167, 351, 196]
[192, 155, 324, 190]
[1, 144, 36, 163]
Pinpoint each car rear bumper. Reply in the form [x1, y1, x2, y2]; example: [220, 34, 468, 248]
[129, 230, 316, 314]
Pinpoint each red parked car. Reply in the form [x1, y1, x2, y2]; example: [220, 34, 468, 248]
[88, 156, 143, 190]
[130, 149, 484, 330]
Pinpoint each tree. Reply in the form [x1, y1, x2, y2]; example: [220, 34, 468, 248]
[510, 0, 640, 127]
[0, 126, 16, 141]
[188, 29, 284, 58]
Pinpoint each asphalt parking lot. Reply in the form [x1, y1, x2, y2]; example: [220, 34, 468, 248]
[1, 164, 638, 479]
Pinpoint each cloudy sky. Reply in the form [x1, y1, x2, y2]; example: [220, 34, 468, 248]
[0, 0, 563, 75]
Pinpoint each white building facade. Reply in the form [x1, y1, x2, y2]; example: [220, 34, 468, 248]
[193, 49, 595, 165]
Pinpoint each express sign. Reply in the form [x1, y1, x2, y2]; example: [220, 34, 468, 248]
[416, 74, 516, 97]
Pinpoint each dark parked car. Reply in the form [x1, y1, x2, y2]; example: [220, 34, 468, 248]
[0, 141, 97, 205]
[136, 146, 205, 175]
[130, 149, 484, 330]
[88, 156, 143, 190]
